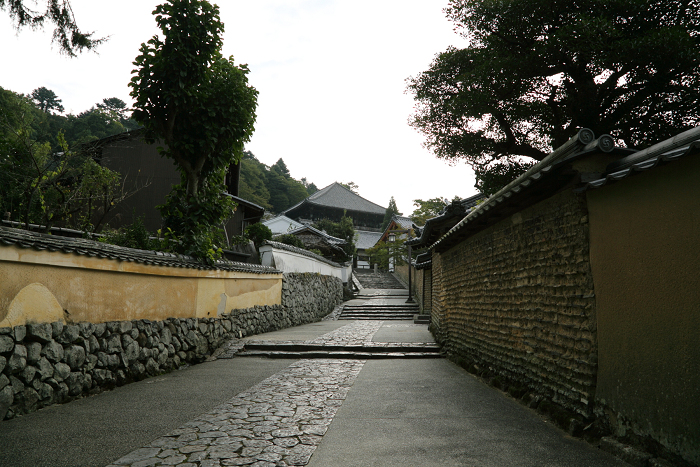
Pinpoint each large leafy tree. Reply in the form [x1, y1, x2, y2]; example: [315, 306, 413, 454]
[1, 0, 104, 55]
[410, 197, 450, 226]
[129, 0, 258, 262]
[408, 0, 700, 195]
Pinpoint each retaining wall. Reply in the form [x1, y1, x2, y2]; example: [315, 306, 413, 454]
[0, 272, 342, 420]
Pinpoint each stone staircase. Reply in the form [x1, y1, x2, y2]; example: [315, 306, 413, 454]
[338, 303, 420, 320]
[353, 269, 405, 289]
[233, 341, 443, 359]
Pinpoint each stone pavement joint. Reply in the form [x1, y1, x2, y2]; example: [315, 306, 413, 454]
[107, 359, 365, 467]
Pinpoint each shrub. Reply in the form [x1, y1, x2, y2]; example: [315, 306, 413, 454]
[275, 234, 305, 249]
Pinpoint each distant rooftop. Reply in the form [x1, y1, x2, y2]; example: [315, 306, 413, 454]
[283, 182, 386, 216]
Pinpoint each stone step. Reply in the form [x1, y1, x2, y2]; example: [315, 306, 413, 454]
[242, 342, 442, 353]
[414, 314, 431, 324]
[338, 314, 417, 320]
[235, 350, 444, 359]
[343, 304, 419, 309]
[236, 341, 443, 359]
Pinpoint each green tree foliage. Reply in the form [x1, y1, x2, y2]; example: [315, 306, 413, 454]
[300, 178, 318, 195]
[238, 152, 272, 209]
[381, 196, 402, 230]
[314, 215, 357, 259]
[339, 181, 359, 194]
[411, 197, 449, 226]
[0, 88, 126, 233]
[408, 0, 700, 194]
[244, 222, 272, 249]
[365, 238, 408, 271]
[14, 88, 138, 151]
[100, 216, 160, 250]
[31, 87, 64, 113]
[1, 0, 105, 55]
[238, 151, 315, 213]
[129, 0, 258, 263]
[274, 233, 305, 249]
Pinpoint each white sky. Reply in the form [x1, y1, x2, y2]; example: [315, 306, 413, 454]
[0, 0, 476, 215]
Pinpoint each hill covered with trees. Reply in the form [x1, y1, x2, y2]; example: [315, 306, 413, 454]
[239, 151, 318, 214]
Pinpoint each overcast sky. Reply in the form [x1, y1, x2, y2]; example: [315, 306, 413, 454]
[1, 0, 476, 215]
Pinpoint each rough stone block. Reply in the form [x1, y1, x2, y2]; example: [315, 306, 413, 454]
[26, 323, 53, 343]
[0, 336, 13, 354]
[0, 374, 9, 391]
[37, 357, 54, 380]
[13, 325, 26, 342]
[41, 340, 64, 363]
[9, 375, 24, 394]
[36, 381, 53, 401]
[65, 345, 86, 370]
[60, 325, 81, 344]
[20, 365, 37, 384]
[21, 387, 40, 409]
[78, 322, 95, 338]
[26, 341, 42, 364]
[8, 345, 27, 374]
[105, 334, 123, 354]
[53, 362, 71, 381]
[93, 323, 106, 338]
[51, 321, 63, 339]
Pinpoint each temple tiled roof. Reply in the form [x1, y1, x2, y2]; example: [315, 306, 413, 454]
[0, 226, 280, 274]
[355, 230, 384, 250]
[283, 183, 386, 216]
[281, 225, 347, 245]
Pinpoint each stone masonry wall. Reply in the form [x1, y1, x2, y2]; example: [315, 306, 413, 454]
[433, 190, 597, 416]
[423, 268, 432, 315]
[281, 273, 343, 325]
[0, 272, 342, 420]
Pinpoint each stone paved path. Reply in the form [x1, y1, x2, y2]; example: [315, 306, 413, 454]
[107, 320, 382, 467]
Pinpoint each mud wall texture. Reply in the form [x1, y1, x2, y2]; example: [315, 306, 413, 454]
[587, 156, 700, 466]
[0, 272, 342, 420]
[432, 190, 597, 416]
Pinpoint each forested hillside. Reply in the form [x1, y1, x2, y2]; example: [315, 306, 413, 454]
[239, 151, 318, 214]
[0, 86, 140, 232]
[1, 86, 139, 152]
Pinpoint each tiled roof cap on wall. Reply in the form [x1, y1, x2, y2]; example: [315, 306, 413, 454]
[577, 127, 700, 192]
[0, 226, 280, 274]
[430, 129, 626, 252]
[262, 240, 345, 268]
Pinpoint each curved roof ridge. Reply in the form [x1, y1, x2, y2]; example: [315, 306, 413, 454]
[283, 182, 386, 215]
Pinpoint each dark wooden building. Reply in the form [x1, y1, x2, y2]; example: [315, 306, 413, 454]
[86, 130, 264, 245]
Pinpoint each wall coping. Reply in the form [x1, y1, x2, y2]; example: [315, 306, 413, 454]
[0, 226, 280, 275]
[262, 240, 346, 268]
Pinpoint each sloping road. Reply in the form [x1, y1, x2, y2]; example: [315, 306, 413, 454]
[0, 289, 629, 467]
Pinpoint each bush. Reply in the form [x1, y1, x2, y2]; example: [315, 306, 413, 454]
[101, 217, 159, 250]
[275, 234, 305, 249]
[244, 222, 272, 248]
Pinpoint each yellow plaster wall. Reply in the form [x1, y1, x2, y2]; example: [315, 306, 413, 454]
[0, 245, 282, 326]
